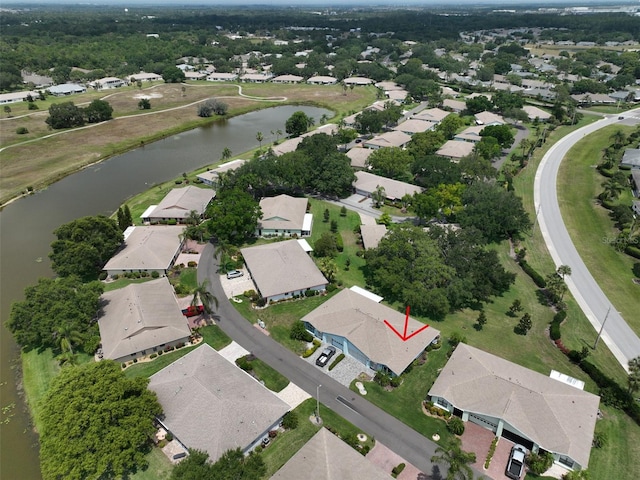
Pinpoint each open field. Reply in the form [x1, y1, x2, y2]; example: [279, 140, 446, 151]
[0, 82, 376, 207]
[130, 447, 172, 480]
[557, 125, 640, 335]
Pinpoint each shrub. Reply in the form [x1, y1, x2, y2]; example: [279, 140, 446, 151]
[526, 451, 553, 475]
[151, 271, 160, 278]
[447, 416, 465, 435]
[392, 463, 406, 477]
[187, 261, 197, 268]
[150, 353, 157, 359]
[448, 332, 466, 347]
[165, 432, 173, 442]
[626, 245, 640, 260]
[121, 363, 126, 369]
[305, 289, 315, 297]
[484, 437, 498, 469]
[243, 289, 257, 298]
[253, 445, 263, 454]
[550, 321, 561, 341]
[340, 206, 347, 217]
[335, 232, 344, 252]
[519, 260, 547, 288]
[302, 340, 321, 358]
[157, 350, 163, 356]
[167, 219, 178, 225]
[326, 283, 337, 293]
[633, 262, 640, 278]
[268, 430, 277, 438]
[236, 355, 253, 372]
[592, 430, 607, 448]
[98, 271, 108, 281]
[16, 126, 29, 134]
[328, 353, 345, 371]
[256, 297, 267, 307]
[374, 371, 391, 387]
[281, 411, 299, 430]
[290, 320, 313, 342]
[174, 180, 183, 185]
[133, 358, 138, 363]
[28, 102, 38, 110]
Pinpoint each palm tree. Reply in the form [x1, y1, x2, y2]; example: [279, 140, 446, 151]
[557, 265, 572, 280]
[320, 114, 329, 125]
[214, 241, 235, 273]
[610, 129, 626, 147]
[431, 442, 476, 480]
[56, 324, 82, 355]
[221, 147, 232, 161]
[191, 280, 219, 314]
[56, 351, 79, 367]
[256, 131, 264, 150]
[600, 178, 624, 201]
[275, 129, 283, 143]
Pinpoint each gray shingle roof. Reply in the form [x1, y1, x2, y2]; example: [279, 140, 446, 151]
[241, 240, 328, 299]
[98, 277, 191, 360]
[147, 186, 215, 220]
[622, 149, 640, 169]
[302, 289, 440, 376]
[435, 140, 475, 159]
[258, 194, 308, 232]
[428, 343, 600, 468]
[271, 428, 392, 479]
[354, 171, 422, 200]
[360, 224, 387, 250]
[103, 226, 184, 272]
[149, 344, 290, 462]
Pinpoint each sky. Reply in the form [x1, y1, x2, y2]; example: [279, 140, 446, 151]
[4, 0, 637, 5]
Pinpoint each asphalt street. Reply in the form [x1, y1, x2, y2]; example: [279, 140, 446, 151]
[198, 243, 470, 479]
[534, 109, 640, 370]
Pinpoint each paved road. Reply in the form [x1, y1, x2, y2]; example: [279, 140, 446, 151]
[198, 242, 471, 479]
[534, 109, 640, 370]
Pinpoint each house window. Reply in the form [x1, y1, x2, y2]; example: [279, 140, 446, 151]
[558, 456, 574, 468]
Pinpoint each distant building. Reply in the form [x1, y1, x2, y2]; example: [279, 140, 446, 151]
[257, 194, 312, 237]
[141, 186, 215, 224]
[47, 84, 87, 96]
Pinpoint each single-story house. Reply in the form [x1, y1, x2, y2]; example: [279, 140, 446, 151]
[272, 124, 337, 156]
[633, 200, 640, 216]
[207, 72, 239, 82]
[522, 105, 552, 121]
[436, 140, 475, 160]
[621, 149, 640, 169]
[393, 119, 436, 135]
[302, 288, 440, 376]
[375, 81, 404, 91]
[346, 147, 374, 169]
[354, 171, 422, 201]
[475, 111, 505, 126]
[454, 125, 485, 143]
[184, 71, 206, 80]
[240, 73, 273, 83]
[127, 72, 163, 83]
[364, 131, 412, 150]
[98, 277, 191, 363]
[343, 77, 374, 86]
[103, 225, 184, 276]
[412, 107, 451, 124]
[360, 224, 387, 250]
[149, 344, 290, 463]
[386, 89, 408, 103]
[141, 186, 215, 224]
[428, 343, 600, 471]
[0, 91, 39, 104]
[241, 239, 328, 303]
[307, 75, 337, 85]
[631, 170, 640, 197]
[571, 93, 616, 105]
[271, 428, 392, 479]
[443, 98, 466, 112]
[92, 77, 126, 89]
[47, 83, 87, 96]
[196, 159, 247, 186]
[272, 74, 303, 84]
[257, 194, 312, 237]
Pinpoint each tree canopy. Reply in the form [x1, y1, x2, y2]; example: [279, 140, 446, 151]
[170, 448, 266, 480]
[7, 276, 103, 353]
[39, 361, 161, 480]
[285, 111, 314, 137]
[49, 215, 123, 280]
[205, 188, 262, 245]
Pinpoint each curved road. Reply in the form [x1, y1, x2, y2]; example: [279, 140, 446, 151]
[534, 110, 640, 371]
[198, 242, 466, 479]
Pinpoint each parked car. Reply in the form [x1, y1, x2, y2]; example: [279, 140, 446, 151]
[315, 346, 337, 367]
[182, 305, 204, 317]
[505, 444, 527, 480]
[226, 270, 244, 279]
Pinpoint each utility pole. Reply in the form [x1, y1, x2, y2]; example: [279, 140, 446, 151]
[594, 306, 612, 349]
[316, 384, 322, 424]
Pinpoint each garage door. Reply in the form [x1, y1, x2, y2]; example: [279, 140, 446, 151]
[468, 413, 498, 431]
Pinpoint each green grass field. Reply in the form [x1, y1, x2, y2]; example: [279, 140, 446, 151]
[130, 447, 172, 480]
[246, 358, 290, 392]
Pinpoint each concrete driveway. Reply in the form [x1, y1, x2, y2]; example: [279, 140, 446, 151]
[218, 267, 256, 299]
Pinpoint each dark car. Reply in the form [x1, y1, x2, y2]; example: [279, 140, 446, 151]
[505, 444, 527, 480]
[315, 346, 337, 367]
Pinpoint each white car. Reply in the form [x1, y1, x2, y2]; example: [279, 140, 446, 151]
[226, 270, 244, 279]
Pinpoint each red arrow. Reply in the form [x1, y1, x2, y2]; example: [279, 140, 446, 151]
[384, 305, 430, 342]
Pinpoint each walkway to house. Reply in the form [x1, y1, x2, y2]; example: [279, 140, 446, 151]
[300, 343, 375, 387]
[460, 421, 514, 480]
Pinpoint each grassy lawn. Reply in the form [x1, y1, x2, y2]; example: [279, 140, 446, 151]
[248, 358, 290, 392]
[349, 342, 455, 449]
[124, 325, 231, 378]
[261, 398, 375, 477]
[557, 125, 640, 335]
[21, 348, 60, 431]
[308, 198, 366, 288]
[232, 291, 338, 355]
[130, 447, 172, 480]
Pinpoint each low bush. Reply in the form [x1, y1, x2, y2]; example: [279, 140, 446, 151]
[167, 219, 178, 225]
[187, 261, 197, 268]
[236, 355, 253, 372]
[447, 416, 465, 435]
[98, 271, 108, 281]
[256, 297, 267, 307]
[326, 283, 337, 293]
[268, 430, 277, 438]
[335, 232, 344, 252]
[290, 321, 313, 342]
[157, 350, 163, 356]
[526, 451, 553, 475]
[302, 340, 321, 358]
[518, 260, 547, 288]
[133, 358, 138, 363]
[374, 371, 391, 387]
[391, 463, 406, 477]
[633, 262, 640, 278]
[165, 432, 173, 442]
[304, 289, 315, 297]
[328, 353, 345, 371]
[151, 271, 160, 278]
[484, 437, 498, 469]
[281, 411, 299, 430]
[626, 245, 640, 259]
[150, 353, 157, 359]
[16, 126, 29, 134]
[550, 322, 561, 341]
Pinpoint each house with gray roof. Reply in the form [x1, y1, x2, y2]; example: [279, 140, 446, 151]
[206, 72, 239, 82]
[428, 343, 600, 471]
[272, 74, 304, 84]
[98, 277, 191, 363]
[257, 194, 312, 237]
[141, 186, 215, 224]
[149, 344, 289, 463]
[393, 118, 435, 135]
[522, 105, 552, 121]
[241, 239, 327, 303]
[307, 76, 337, 85]
[364, 131, 412, 150]
[412, 107, 451, 124]
[103, 225, 184, 276]
[454, 125, 485, 143]
[436, 140, 475, 160]
[621, 149, 640, 169]
[196, 159, 247, 187]
[271, 428, 392, 479]
[354, 171, 422, 201]
[47, 83, 87, 96]
[346, 147, 374, 169]
[127, 72, 163, 83]
[443, 98, 466, 113]
[475, 111, 505, 126]
[360, 224, 387, 250]
[631, 170, 640, 197]
[302, 288, 440, 376]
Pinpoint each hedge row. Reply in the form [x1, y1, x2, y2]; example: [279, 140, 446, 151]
[328, 353, 345, 371]
[549, 310, 567, 341]
[518, 260, 547, 288]
[625, 245, 640, 260]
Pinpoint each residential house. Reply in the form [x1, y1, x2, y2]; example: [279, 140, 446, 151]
[436, 140, 475, 160]
[127, 72, 163, 83]
[454, 125, 485, 143]
[412, 107, 450, 124]
[196, 159, 247, 186]
[184, 71, 206, 80]
[631, 170, 640, 197]
[92, 77, 126, 89]
[47, 84, 87, 96]
[621, 149, 640, 169]
[475, 111, 505, 126]
[360, 224, 387, 250]
[0, 91, 39, 104]
[633, 200, 640, 216]
[443, 99, 466, 113]
[257, 194, 312, 237]
[302, 288, 440, 376]
[141, 186, 215, 224]
[307, 76, 337, 85]
[343, 77, 374, 86]
[346, 147, 374, 169]
[571, 94, 616, 105]
[240, 73, 273, 83]
[428, 343, 600, 471]
[207, 72, 239, 82]
[272, 124, 337, 156]
[148, 344, 290, 463]
[522, 105, 552, 122]
[272, 74, 304, 84]
[393, 119, 435, 135]
[364, 131, 411, 150]
[21, 71, 53, 88]
[103, 225, 184, 276]
[241, 240, 328, 303]
[354, 171, 422, 201]
[386, 90, 408, 103]
[271, 428, 392, 479]
[97, 277, 191, 363]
